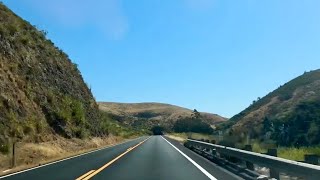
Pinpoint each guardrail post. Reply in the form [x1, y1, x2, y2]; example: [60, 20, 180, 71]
[305, 154, 319, 165]
[212, 149, 217, 156]
[244, 145, 254, 170]
[267, 149, 279, 179]
[11, 142, 16, 168]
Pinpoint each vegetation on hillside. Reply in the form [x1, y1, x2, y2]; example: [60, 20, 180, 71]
[98, 112, 146, 139]
[206, 69, 320, 162]
[0, 3, 144, 155]
[98, 102, 226, 132]
[263, 98, 320, 147]
[173, 110, 214, 134]
[230, 70, 320, 124]
[0, 2, 100, 140]
[217, 70, 320, 148]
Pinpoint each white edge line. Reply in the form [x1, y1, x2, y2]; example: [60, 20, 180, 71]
[161, 136, 217, 180]
[0, 136, 146, 179]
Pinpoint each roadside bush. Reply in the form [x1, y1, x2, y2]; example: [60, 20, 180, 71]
[75, 127, 90, 139]
[0, 143, 10, 154]
[151, 126, 164, 135]
[23, 125, 33, 135]
[173, 118, 213, 134]
[0, 137, 10, 154]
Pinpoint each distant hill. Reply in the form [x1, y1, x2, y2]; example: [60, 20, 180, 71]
[225, 70, 320, 146]
[98, 102, 227, 130]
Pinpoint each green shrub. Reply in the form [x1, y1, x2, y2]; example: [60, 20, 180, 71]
[0, 24, 6, 36]
[23, 125, 33, 135]
[71, 100, 86, 126]
[19, 35, 29, 45]
[173, 118, 213, 134]
[0, 143, 10, 154]
[75, 127, 90, 139]
[7, 24, 17, 36]
[35, 120, 45, 133]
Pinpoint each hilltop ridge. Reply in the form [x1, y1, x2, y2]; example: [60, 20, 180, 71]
[98, 102, 227, 130]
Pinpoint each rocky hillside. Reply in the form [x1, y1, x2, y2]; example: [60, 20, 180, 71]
[0, 3, 103, 142]
[98, 102, 227, 130]
[226, 70, 320, 146]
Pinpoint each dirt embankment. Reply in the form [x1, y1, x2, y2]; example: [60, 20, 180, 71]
[165, 134, 186, 143]
[0, 135, 127, 176]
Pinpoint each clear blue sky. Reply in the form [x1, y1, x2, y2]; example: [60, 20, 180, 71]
[3, 0, 320, 118]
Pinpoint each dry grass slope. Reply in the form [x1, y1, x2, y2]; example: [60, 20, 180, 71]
[213, 69, 320, 152]
[0, 2, 103, 144]
[228, 70, 320, 134]
[0, 3, 145, 172]
[0, 135, 125, 175]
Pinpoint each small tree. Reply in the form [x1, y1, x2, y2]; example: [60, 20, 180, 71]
[263, 117, 273, 134]
[192, 109, 201, 119]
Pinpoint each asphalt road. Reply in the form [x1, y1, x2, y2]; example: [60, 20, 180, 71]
[0, 136, 241, 180]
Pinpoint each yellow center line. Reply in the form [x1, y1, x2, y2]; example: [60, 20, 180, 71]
[75, 170, 95, 180]
[80, 137, 150, 180]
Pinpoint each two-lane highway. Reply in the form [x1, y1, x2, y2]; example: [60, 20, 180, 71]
[1, 136, 241, 180]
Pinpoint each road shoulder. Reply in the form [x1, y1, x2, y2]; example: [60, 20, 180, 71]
[163, 136, 243, 180]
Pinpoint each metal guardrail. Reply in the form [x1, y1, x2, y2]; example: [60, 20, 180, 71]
[186, 139, 320, 180]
